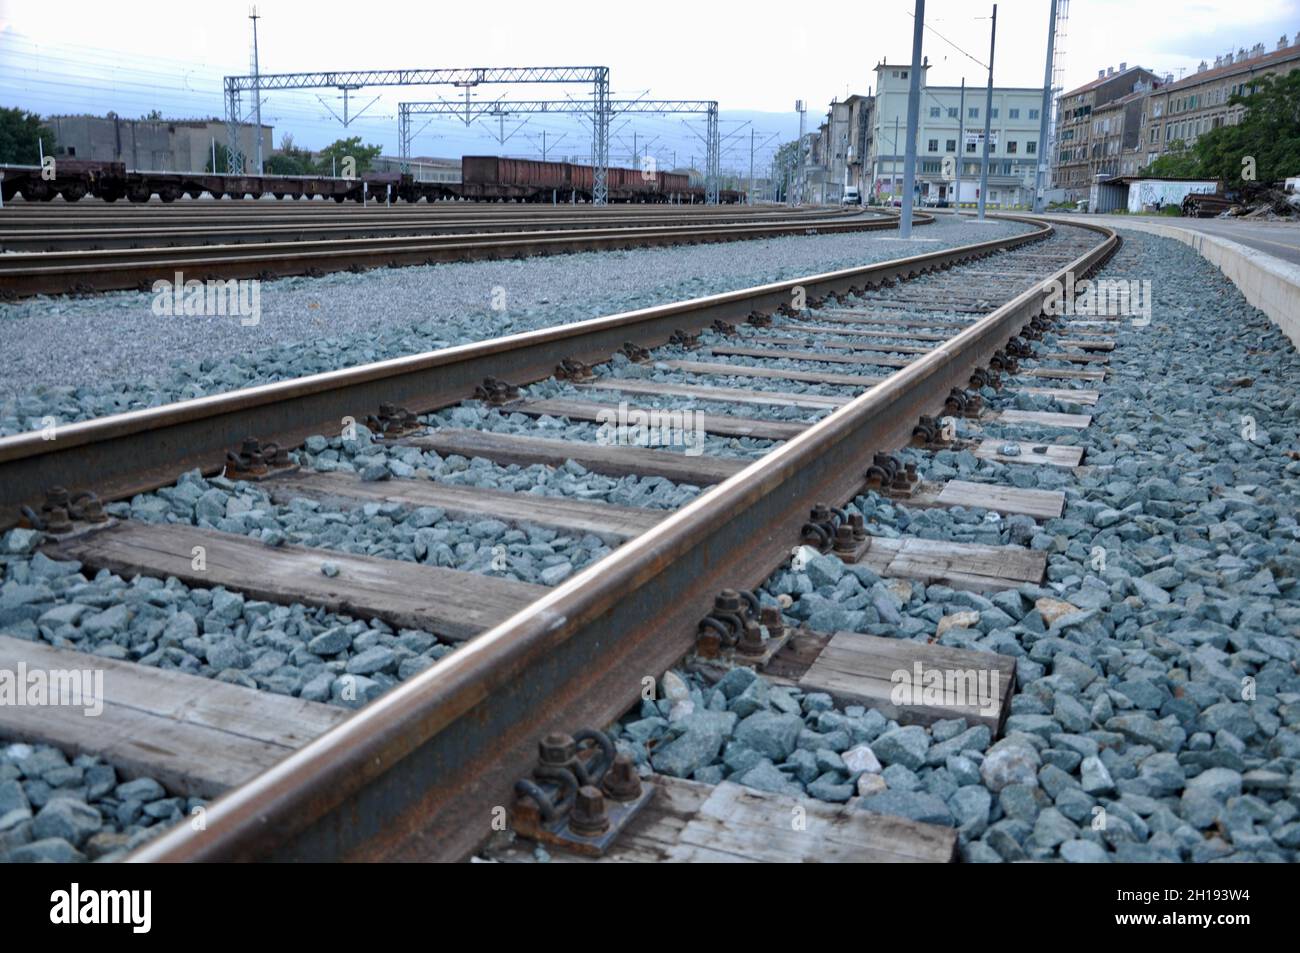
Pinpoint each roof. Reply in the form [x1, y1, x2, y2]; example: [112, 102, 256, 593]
[1102, 175, 1222, 186]
[1156, 43, 1300, 93]
[1060, 65, 1157, 99]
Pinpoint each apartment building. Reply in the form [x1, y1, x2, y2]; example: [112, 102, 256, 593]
[1054, 64, 1163, 200]
[869, 60, 1044, 208]
[1139, 35, 1300, 169]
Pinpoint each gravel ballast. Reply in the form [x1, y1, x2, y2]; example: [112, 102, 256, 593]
[0, 216, 1032, 434]
[609, 229, 1300, 863]
[0, 740, 203, 863]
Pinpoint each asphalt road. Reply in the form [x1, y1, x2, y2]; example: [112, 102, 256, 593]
[1147, 217, 1300, 267]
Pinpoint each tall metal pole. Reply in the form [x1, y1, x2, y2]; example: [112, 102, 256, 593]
[977, 3, 997, 220]
[795, 100, 806, 205]
[1033, 0, 1059, 213]
[893, 116, 899, 204]
[250, 7, 264, 175]
[748, 128, 756, 205]
[899, 0, 925, 238]
[956, 77, 965, 207]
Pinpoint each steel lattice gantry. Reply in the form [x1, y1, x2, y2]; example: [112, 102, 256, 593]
[399, 99, 722, 203]
[222, 66, 614, 202]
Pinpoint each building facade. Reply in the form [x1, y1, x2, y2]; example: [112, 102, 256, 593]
[869, 61, 1045, 208]
[1054, 64, 1163, 200]
[1140, 35, 1300, 169]
[46, 115, 272, 172]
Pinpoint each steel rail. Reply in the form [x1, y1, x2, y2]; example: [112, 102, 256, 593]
[124, 216, 1116, 863]
[0, 211, 882, 252]
[0, 206, 847, 228]
[0, 203, 834, 218]
[0, 213, 1009, 526]
[0, 211, 918, 297]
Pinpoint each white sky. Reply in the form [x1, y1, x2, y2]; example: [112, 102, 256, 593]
[1, 0, 1296, 170]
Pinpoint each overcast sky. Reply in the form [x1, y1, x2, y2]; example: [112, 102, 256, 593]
[2, 0, 1297, 170]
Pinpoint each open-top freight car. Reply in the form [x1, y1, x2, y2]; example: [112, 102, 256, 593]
[1, 157, 737, 204]
[456, 156, 696, 203]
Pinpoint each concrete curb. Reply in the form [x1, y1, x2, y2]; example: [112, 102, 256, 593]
[1040, 214, 1300, 348]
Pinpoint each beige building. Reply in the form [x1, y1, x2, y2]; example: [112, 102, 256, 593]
[870, 60, 1045, 208]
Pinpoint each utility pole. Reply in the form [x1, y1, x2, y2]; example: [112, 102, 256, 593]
[956, 77, 965, 207]
[893, 115, 900, 204]
[1033, 0, 1059, 213]
[749, 128, 755, 204]
[978, 3, 997, 221]
[899, 0, 925, 238]
[795, 99, 806, 205]
[250, 6, 264, 175]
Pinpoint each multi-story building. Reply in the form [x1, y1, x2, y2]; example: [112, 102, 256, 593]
[869, 60, 1045, 208]
[1054, 64, 1163, 199]
[1139, 35, 1300, 169]
[844, 94, 874, 200]
[796, 94, 874, 203]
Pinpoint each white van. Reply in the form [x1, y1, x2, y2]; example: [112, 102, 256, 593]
[842, 186, 860, 205]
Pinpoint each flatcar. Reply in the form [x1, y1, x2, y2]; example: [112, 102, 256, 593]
[0, 157, 737, 204]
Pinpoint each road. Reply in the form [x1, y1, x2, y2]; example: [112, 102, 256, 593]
[1144, 217, 1300, 267]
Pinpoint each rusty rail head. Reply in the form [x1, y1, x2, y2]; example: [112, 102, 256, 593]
[0, 212, 1031, 531]
[128, 216, 1116, 863]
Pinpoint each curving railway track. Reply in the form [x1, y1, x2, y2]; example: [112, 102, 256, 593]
[0, 214, 1119, 862]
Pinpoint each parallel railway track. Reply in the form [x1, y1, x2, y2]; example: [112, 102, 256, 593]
[0, 208, 910, 297]
[0, 215, 1120, 862]
[0, 205, 858, 251]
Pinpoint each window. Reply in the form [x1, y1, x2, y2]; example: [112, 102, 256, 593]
[1029, 108, 1040, 119]
[1006, 140, 1018, 153]
[969, 107, 979, 118]
[966, 140, 977, 153]
[928, 139, 938, 152]
[1002, 162, 1013, 174]
[1026, 141, 1036, 154]
[946, 139, 956, 152]
[1009, 108, 1020, 119]
[947, 107, 958, 118]
[991, 107, 999, 118]
[929, 106, 940, 118]
[900, 70, 908, 79]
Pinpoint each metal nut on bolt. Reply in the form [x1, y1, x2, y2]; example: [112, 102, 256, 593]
[538, 732, 577, 768]
[602, 753, 643, 802]
[737, 618, 765, 657]
[569, 786, 611, 837]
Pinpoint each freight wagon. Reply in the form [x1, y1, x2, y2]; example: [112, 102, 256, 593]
[0, 161, 400, 204]
[457, 156, 698, 203]
[0, 158, 737, 204]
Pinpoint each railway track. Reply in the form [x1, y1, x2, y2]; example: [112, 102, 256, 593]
[0, 206, 870, 252]
[0, 214, 1121, 863]
[0, 208, 908, 297]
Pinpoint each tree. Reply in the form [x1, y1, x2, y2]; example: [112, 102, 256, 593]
[206, 142, 236, 174]
[0, 107, 55, 164]
[314, 136, 383, 176]
[1143, 141, 1200, 178]
[771, 140, 800, 201]
[265, 134, 316, 176]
